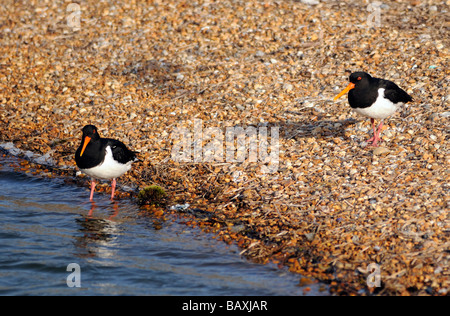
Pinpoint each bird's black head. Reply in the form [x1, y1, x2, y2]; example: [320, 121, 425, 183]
[334, 72, 373, 101]
[81, 125, 100, 140]
[349, 72, 372, 86]
[79, 125, 100, 157]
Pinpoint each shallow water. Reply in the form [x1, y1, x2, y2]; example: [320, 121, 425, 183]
[0, 155, 326, 296]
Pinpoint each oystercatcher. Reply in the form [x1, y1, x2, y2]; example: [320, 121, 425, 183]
[75, 125, 138, 201]
[334, 72, 412, 147]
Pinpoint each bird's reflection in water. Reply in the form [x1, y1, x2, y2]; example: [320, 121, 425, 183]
[73, 201, 122, 259]
[87, 201, 119, 220]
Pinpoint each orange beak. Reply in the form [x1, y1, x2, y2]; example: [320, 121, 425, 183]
[80, 136, 91, 157]
[334, 82, 355, 101]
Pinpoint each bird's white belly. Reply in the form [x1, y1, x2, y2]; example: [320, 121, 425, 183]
[353, 88, 401, 120]
[81, 146, 132, 180]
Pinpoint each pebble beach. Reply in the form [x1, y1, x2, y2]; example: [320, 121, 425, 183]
[0, 0, 448, 295]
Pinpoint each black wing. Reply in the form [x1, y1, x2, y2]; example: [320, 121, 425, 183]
[381, 80, 413, 104]
[105, 139, 137, 164]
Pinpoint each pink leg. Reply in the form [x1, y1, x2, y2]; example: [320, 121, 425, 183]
[371, 121, 383, 147]
[88, 201, 96, 217]
[367, 119, 376, 143]
[375, 121, 384, 145]
[367, 119, 383, 147]
[89, 179, 96, 201]
[110, 178, 116, 200]
[109, 202, 119, 220]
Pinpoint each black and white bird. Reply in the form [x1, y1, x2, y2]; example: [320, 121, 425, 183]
[334, 72, 413, 147]
[75, 125, 138, 201]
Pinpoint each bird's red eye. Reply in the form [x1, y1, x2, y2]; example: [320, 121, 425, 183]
[357, 77, 362, 80]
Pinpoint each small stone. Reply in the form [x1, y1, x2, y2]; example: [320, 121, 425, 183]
[300, 0, 320, 4]
[283, 83, 294, 92]
[312, 126, 322, 135]
[373, 147, 390, 156]
[304, 232, 315, 241]
[229, 224, 245, 234]
[255, 50, 265, 57]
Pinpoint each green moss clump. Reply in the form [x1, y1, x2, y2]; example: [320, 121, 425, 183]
[137, 185, 167, 206]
